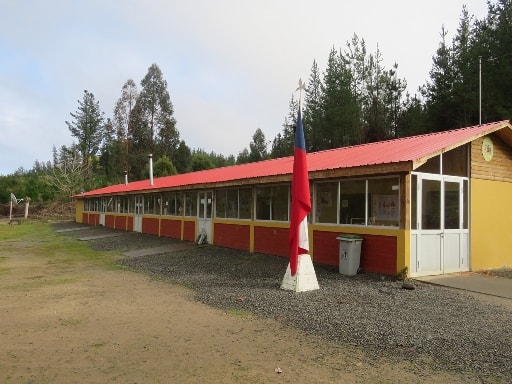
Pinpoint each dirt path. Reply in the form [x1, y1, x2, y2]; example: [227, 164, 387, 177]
[0, 229, 483, 383]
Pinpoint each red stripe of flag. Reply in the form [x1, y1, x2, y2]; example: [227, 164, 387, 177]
[289, 106, 311, 276]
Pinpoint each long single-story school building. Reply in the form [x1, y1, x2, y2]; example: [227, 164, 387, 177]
[74, 120, 512, 277]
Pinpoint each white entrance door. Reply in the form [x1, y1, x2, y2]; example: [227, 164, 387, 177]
[410, 175, 469, 276]
[99, 198, 106, 226]
[134, 195, 143, 233]
[197, 191, 213, 243]
[443, 177, 469, 273]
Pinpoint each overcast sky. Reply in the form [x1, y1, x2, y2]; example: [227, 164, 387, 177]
[0, 0, 490, 175]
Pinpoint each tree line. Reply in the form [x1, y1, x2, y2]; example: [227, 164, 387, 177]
[1, 0, 511, 204]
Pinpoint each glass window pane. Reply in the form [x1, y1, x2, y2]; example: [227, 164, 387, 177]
[316, 182, 338, 223]
[184, 191, 197, 216]
[463, 180, 468, 229]
[256, 186, 271, 220]
[411, 175, 417, 230]
[215, 190, 227, 218]
[144, 195, 156, 214]
[239, 188, 252, 219]
[444, 181, 460, 229]
[273, 185, 289, 221]
[340, 180, 366, 225]
[421, 179, 441, 230]
[226, 189, 238, 218]
[443, 145, 468, 177]
[368, 178, 400, 226]
[416, 155, 440, 174]
[163, 193, 175, 215]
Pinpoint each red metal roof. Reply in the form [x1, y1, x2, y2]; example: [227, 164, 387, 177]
[79, 120, 511, 197]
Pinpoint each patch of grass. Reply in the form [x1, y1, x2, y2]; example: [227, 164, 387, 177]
[226, 308, 252, 318]
[0, 222, 121, 270]
[3, 276, 79, 291]
[91, 341, 107, 348]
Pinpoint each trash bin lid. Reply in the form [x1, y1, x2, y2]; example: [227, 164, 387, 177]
[336, 234, 363, 241]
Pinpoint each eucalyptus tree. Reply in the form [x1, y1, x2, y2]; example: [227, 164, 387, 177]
[137, 63, 179, 158]
[65, 90, 105, 182]
[127, 63, 179, 179]
[113, 79, 138, 172]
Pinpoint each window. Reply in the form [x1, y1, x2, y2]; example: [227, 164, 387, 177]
[144, 194, 161, 215]
[184, 191, 197, 216]
[163, 192, 181, 216]
[421, 179, 441, 230]
[216, 189, 233, 218]
[256, 185, 289, 221]
[315, 182, 338, 223]
[368, 178, 399, 226]
[313, 177, 401, 227]
[339, 180, 366, 225]
[216, 188, 253, 219]
[443, 145, 468, 177]
[238, 188, 252, 219]
[411, 175, 417, 230]
[416, 155, 440, 174]
[119, 196, 129, 213]
[444, 181, 460, 229]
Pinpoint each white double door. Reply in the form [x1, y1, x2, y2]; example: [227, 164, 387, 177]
[410, 174, 469, 277]
[197, 191, 213, 243]
[134, 195, 143, 233]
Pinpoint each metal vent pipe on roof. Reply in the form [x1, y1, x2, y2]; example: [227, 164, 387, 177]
[124, 170, 128, 185]
[149, 154, 154, 186]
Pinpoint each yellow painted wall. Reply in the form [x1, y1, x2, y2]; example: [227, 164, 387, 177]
[471, 178, 512, 270]
[75, 199, 84, 223]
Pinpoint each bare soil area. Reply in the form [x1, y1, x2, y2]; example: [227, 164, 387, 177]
[0, 223, 508, 383]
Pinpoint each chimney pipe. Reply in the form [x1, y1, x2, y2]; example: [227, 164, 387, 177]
[148, 154, 154, 186]
[124, 170, 128, 185]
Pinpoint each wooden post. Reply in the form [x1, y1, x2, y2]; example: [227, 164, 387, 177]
[24, 197, 30, 218]
[9, 200, 13, 222]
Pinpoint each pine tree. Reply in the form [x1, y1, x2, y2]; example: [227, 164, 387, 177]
[303, 60, 323, 152]
[423, 26, 457, 131]
[248, 128, 269, 162]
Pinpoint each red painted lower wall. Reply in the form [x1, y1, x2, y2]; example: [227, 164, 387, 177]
[253, 226, 288, 257]
[183, 221, 195, 241]
[81, 213, 88, 223]
[87, 213, 99, 226]
[360, 234, 397, 275]
[214, 223, 250, 251]
[115, 215, 128, 231]
[105, 215, 115, 229]
[161, 219, 182, 239]
[127, 216, 134, 231]
[312, 230, 397, 275]
[142, 218, 159, 236]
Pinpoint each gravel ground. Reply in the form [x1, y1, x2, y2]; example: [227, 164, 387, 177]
[57, 223, 512, 383]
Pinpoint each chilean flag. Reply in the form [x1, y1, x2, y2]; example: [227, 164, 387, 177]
[288, 106, 311, 276]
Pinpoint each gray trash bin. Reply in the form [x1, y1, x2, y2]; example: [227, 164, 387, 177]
[336, 235, 363, 275]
